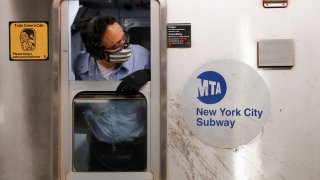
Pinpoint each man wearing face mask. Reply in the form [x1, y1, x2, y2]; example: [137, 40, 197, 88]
[73, 16, 150, 171]
[74, 16, 150, 91]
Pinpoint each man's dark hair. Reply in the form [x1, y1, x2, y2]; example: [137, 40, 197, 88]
[80, 16, 116, 59]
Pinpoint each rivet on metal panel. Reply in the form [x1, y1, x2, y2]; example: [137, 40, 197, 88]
[263, 0, 288, 8]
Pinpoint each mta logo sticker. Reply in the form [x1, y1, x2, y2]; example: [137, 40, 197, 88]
[197, 71, 227, 104]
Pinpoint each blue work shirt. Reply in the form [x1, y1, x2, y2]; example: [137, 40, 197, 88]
[73, 44, 150, 80]
[84, 99, 147, 143]
[73, 44, 150, 143]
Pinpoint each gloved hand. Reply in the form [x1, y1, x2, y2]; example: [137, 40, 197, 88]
[116, 69, 151, 92]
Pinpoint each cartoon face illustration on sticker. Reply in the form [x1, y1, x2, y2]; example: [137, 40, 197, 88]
[20, 29, 36, 51]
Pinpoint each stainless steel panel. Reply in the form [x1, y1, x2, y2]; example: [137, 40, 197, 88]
[0, 0, 53, 180]
[167, 0, 320, 179]
[157, 0, 167, 179]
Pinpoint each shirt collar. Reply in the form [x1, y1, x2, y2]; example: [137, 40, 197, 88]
[119, 55, 132, 72]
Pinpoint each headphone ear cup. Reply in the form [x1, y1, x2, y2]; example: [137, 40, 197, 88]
[84, 41, 105, 60]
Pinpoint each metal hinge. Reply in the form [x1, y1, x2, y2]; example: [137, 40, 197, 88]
[263, 0, 288, 8]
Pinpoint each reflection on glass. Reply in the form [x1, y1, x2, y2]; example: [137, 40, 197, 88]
[73, 93, 147, 172]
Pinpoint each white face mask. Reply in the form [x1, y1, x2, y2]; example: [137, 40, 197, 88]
[108, 46, 131, 63]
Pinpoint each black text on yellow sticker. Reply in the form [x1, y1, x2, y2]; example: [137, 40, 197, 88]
[9, 22, 49, 61]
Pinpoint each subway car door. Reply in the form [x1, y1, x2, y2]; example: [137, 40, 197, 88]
[55, 0, 167, 179]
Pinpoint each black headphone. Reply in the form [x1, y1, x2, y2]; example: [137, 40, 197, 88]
[81, 17, 105, 60]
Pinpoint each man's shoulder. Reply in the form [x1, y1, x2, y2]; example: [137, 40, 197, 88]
[130, 44, 150, 55]
[121, 45, 150, 72]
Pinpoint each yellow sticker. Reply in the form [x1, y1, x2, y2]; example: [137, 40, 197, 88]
[9, 22, 48, 61]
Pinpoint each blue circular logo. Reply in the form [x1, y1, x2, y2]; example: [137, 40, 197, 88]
[197, 71, 227, 104]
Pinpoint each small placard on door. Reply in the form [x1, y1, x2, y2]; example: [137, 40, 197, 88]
[9, 21, 49, 61]
[167, 23, 191, 48]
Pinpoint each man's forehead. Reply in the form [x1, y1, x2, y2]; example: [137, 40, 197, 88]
[103, 22, 125, 48]
[105, 23, 123, 34]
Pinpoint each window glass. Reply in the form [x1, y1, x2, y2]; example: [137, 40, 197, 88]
[69, 0, 151, 81]
[73, 92, 147, 172]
